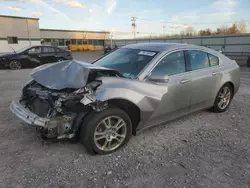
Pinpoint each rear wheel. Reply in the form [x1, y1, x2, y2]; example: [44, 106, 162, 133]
[9, 60, 21, 70]
[211, 84, 233, 113]
[80, 107, 132, 154]
[58, 58, 64, 62]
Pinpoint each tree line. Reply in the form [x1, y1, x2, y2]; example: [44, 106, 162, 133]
[179, 20, 247, 37]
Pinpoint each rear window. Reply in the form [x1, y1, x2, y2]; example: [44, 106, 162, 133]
[186, 50, 210, 71]
[208, 53, 219, 66]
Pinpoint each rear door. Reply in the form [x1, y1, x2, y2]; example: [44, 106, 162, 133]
[55, 47, 71, 61]
[186, 50, 222, 111]
[42, 46, 57, 64]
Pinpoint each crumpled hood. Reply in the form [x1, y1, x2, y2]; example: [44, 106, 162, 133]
[30, 60, 120, 90]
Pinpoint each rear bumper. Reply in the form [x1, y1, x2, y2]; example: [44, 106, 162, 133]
[10, 100, 48, 127]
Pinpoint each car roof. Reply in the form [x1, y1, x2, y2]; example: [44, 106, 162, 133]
[31, 45, 59, 48]
[122, 42, 201, 52]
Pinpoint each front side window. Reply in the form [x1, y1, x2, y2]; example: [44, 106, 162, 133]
[186, 50, 210, 71]
[94, 48, 157, 79]
[28, 47, 41, 54]
[208, 53, 219, 66]
[150, 51, 186, 76]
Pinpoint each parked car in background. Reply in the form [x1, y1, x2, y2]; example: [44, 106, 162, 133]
[104, 45, 118, 55]
[0, 45, 72, 70]
[10, 43, 240, 155]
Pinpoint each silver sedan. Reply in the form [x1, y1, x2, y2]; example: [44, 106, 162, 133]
[10, 43, 240, 154]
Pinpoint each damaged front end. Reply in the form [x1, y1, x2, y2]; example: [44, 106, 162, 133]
[10, 60, 118, 139]
[10, 80, 106, 139]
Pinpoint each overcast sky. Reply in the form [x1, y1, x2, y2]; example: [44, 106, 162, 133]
[0, 0, 250, 38]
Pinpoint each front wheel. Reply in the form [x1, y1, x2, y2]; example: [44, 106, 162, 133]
[80, 107, 132, 154]
[58, 58, 64, 62]
[9, 60, 21, 70]
[211, 84, 233, 113]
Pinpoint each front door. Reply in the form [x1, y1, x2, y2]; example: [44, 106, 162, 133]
[142, 50, 192, 128]
[25, 46, 43, 68]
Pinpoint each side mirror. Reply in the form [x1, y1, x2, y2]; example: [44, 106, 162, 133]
[148, 72, 169, 84]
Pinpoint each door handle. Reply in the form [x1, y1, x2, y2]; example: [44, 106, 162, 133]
[212, 72, 219, 76]
[180, 79, 190, 84]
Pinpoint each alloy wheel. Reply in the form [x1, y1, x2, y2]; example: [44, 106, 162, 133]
[218, 86, 231, 110]
[94, 116, 127, 152]
[9, 61, 21, 70]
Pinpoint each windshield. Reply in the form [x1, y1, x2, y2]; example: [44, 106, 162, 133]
[15, 46, 32, 53]
[94, 48, 157, 79]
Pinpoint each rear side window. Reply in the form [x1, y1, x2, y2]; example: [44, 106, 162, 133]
[54, 48, 61, 52]
[208, 53, 219, 66]
[151, 51, 186, 76]
[186, 50, 210, 71]
[43, 47, 55, 53]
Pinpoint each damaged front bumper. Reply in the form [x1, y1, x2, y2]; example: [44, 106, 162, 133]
[10, 100, 49, 127]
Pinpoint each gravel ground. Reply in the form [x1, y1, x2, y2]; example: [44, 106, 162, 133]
[1, 52, 250, 188]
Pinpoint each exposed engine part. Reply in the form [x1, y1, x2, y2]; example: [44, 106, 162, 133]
[90, 101, 108, 112]
[79, 84, 108, 112]
[29, 98, 52, 117]
[20, 79, 108, 139]
[41, 113, 77, 139]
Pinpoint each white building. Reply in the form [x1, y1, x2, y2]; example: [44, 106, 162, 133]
[0, 15, 110, 53]
[40, 29, 109, 50]
[0, 15, 41, 53]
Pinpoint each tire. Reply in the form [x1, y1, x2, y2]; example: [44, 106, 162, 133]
[9, 60, 21, 70]
[211, 84, 233, 113]
[80, 106, 132, 155]
[247, 56, 250, 67]
[58, 58, 64, 62]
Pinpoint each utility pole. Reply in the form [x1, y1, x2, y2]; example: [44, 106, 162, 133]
[26, 18, 31, 46]
[110, 32, 113, 48]
[131, 17, 137, 39]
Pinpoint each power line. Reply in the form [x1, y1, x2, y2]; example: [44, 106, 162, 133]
[136, 17, 250, 25]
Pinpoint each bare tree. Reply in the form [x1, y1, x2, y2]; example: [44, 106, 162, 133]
[198, 28, 212, 36]
[238, 20, 247, 33]
[228, 24, 240, 34]
[185, 26, 196, 36]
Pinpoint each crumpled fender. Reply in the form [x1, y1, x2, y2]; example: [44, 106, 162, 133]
[91, 77, 168, 121]
[94, 87, 158, 121]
